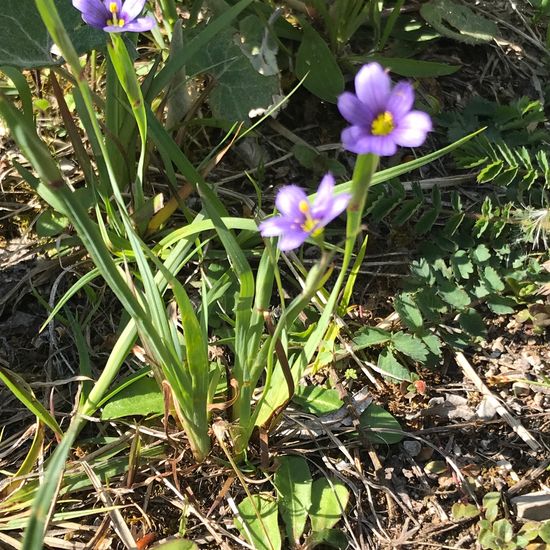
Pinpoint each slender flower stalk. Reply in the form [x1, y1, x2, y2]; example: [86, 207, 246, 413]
[259, 174, 351, 251]
[72, 0, 155, 33]
[338, 62, 432, 156]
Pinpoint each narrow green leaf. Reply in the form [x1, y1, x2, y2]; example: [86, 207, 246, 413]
[0, 366, 62, 436]
[295, 22, 344, 102]
[274, 456, 312, 545]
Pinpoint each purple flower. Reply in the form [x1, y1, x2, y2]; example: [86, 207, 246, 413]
[259, 174, 351, 251]
[72, 0, 156, 33]
[338, 62, 432, 156]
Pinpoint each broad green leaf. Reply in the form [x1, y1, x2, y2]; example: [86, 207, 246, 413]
[492, 519, 513, 543]
[153, 541, 198, 550]
[359, 403, 403, 444]
[459, 308, 487, 338]
[295, 22, 344, 102]
[420, 0, 498, 44]
[517, 522, 541, 543]
[0, 0, 105, 68]
[394, 293, 423, 331]
[356, 55, 461, 77]
[352, 327, 392, 349]
[101, 376, 163, 420]
[451, 502, 479, 520]
[391, 332, 428, 362]
[293, 386, 343, 416]
[0, 366, 62, 436]
[35, 209, 70, 237]
[274, 456, 312, 544]
[309, 478, 349, 532]
[486, 295, 515, 315]
[539, 521, 550, 543]
[236, 493, 281, 550]
[305, 528, 348, 549]
[186, 26, 279, 123]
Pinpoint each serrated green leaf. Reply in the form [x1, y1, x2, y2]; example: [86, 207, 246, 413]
[309, 478, 349, 532]
[437, 278, 471, 309]
[472, 244, 491, 263]
[394, 293, 424, 331]
[236, 493, 281, 550]
[101, 376, 163, 420]
[293, 386, 343, 416]
[483, 266, 505, 292]
[359, 403, 403, 444]
[187, 26, 279, 123]
[274, 456, 312, 545]
[414, 207, 439, 235]
[451, 250, 474, 280]
[369, 193, 400, 222]
[295, 22, 344, 102]
[393, 197, 423, 226]
[391, 332, 429, 362]
[352, 327, 392, 349]
[377, 348, 411, 382]
[477, 160, 504, 183]
[459, 308, 487, 338]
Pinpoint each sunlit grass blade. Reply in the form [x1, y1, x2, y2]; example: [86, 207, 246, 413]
[0, 366, 62, 436]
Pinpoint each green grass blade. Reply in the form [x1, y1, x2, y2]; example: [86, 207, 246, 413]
[0, 366, 62, 436]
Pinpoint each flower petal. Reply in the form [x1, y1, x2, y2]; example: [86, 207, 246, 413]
[258, 216, 294, 237]
[312, 173, 335, 217]
[278, 229, 308, 251]
[320, 193, 351, 226]
[275, 185, 308, 218]
[123, 16, 156, 31]
[337, 92, 373, 126]
[103, 23, 126, 32]
[392, 110, 432, 147]
[73, 0, 108, 26]
[386, 81, 415, 121]
[354, 62, 391, 114]
[121, 0, 147, 21]
[342, 126, 397, 156]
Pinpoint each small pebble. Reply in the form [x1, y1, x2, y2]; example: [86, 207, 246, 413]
[512, 382, 531, 397]
[403, 440, 422, 457]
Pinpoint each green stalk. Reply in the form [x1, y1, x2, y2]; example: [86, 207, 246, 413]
[254, 154, 379, 428]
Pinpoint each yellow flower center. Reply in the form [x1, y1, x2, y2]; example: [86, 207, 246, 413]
[107, 3, 125, 26]
[371, 111, 394, 136]
[298, 200, 322, 235]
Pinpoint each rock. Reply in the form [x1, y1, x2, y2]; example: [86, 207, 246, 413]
[512, 382, 531, 397]
[476, 396, 498, 420]
[403, 440, 422, 457]
[511, 492, 550, 521]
